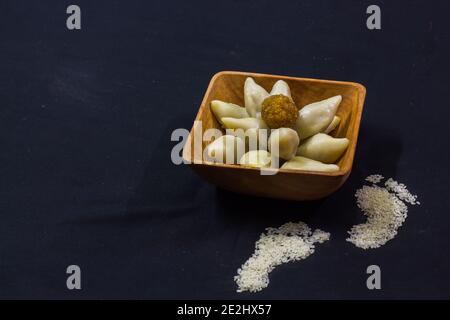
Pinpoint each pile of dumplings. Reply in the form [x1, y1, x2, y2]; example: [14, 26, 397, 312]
[206, 77, 349, 172]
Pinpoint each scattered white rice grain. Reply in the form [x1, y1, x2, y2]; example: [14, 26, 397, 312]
[385, 178, 420, 205]
[347, 185, 408, 249]
[234, 222, 330, 293]
[365, 174, 384, 184]
[347, 175, 420, 249]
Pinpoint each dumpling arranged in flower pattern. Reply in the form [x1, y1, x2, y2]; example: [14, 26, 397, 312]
[281, 156, 339, 172]
[204, 135, 245, 164]
[211, 100, 249, 125]
[206, 77, 349, 173]
[244, 78, 270, 118]
[297, 133, 349, 164]
[221, 117, 268, 130]
[295, 95, 341, 139]
[239, 150, 272, 168]
[270, 80, 292, 100]
[268, 128, 299, 161]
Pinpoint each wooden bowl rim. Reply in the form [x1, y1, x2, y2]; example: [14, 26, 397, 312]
[183, 70, 366, 177]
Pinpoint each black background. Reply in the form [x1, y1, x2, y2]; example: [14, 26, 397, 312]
[0, 0, 449, 299]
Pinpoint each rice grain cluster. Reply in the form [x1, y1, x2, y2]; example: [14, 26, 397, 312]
[385, 178, 420, 205]
[234, 222, 330, 293]
[347, 175, 420, 249]
[365, 174, 384, 184]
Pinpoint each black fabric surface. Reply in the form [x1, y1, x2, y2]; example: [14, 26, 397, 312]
[0, 0, 449, 299]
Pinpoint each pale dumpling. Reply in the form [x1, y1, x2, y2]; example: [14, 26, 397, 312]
[281, 156, 339, 172]
[229, 127, 268, 151]
[324, 116, 341, 134]
[221, 117, 268, 130]
[268, 128, 300, 160]
[211, 100, 248, 125]
[239, 150, 271, 168]
[297, 133, 349, 163]
[296, 95, 341, 139]
[244, 77, 269, 117]
[204, 135, 245, 164]
[270, 80, 292, 100]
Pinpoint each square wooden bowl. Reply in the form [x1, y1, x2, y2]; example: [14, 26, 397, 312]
[182, 71, 366, 200]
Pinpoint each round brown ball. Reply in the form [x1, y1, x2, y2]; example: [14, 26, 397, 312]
[261, 94, 298, 129]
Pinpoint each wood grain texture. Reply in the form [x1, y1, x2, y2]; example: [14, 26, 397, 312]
[182, 71, 366, 200]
